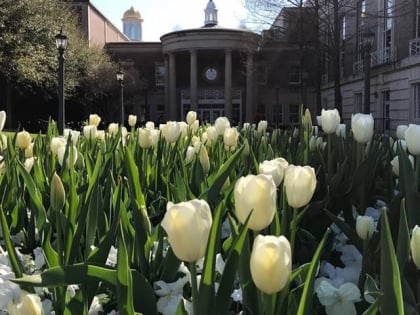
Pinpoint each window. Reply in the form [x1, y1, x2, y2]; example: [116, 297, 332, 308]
[341, 15, 346, 41]
[413, 83, 420, 119]
[382, 90, 390, 131]
[354, 92, 363, 113]
[383, 0, 392, 48]
[272, 104, 283, 126]
[155, 63, 165, 87]
[289, 65, 301, 84]
[289, 104, 299, 124]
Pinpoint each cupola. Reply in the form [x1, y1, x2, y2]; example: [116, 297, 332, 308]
[204, 0, 218, 27]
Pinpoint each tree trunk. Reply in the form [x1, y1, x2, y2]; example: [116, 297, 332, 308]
[333, 0, 343, 115]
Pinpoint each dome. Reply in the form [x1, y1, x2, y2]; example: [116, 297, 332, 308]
[123, 6, 143, 20]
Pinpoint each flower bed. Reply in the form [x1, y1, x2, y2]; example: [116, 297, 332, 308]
[0, 109, 418, 315]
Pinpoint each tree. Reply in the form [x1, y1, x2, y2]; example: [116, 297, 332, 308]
[0, 0, 117, 129]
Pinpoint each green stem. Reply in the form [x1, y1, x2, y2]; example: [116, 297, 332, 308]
[328, 134, 332, 180]
[415, 155, 420, 185]
[262, 292, 276, 315]
[56, 210, 63, 266]
[290, 207, 298, 256]
[190, 262, 199, 315]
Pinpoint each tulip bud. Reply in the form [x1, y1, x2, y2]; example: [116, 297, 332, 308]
[145, 121, 155, 130]
[186, 111, 197, 125]
[356, 215, 375, 240]
[150, 129, 160, 146]
[51, 172, 66, 211]
[185, 146, 195, 164]
[161, 199, 212, 262]
[302, 108, 312, 131]
[137, 128, 152, 149]
[83, 125, 97, 140]
[16, 130, 31, 150]
[0, 134, 7, 151]
[393, 139, 407, 154]
[242, 138, 250, 157]
[259, 158, 288, 186]
[215, 117, 230, 136]
[96, 130, 105, 141]
[89, 114, 101, 127]
[162, 121, 181, 143]
[390, 154, 414, 176]
[309, 136, 317, 151]
[8, 291, 42, 315]
[316, 115, 322, 127]
[257, 120, 268, 134]
[351, 113, 374, 144]
[0, 111, 6, 132]
[24, 143, 34, 158]
[336, 124, 346, 139]
[50, 137, 67, 155]
[128, 114, 137, 127]
[243, 122, 251, 130]
[284, 165, 316, 208]
[396, 125, 408, 140]
[405, 124, 420, 155]
[411, 225, 420, 269]
[57, 145, 78, 167]
[250, 235, 291, 294]
[63, 129, 80, 144]
[199, 145, 210, 174]
[108, 123, 119, 136]
[223, 127, 239, 150]
[234, 174, 277, 231]
[206, 126, 218, 142]
[24, 157, 35, 173]
[321, 109, 340, 134]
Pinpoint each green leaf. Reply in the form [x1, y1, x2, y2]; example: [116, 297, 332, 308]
[396, 199, 410, 273]
[297, 228, 331, 315]
[380, 208, 404, 315]
[116, 211, 135, 315]
[201, 144, 244, 204]
[197, 201, 225, 315]
[16, 161, 48, 231]
[0, 205, 24, 278]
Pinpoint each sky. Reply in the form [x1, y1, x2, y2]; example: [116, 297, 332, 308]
[90, 0, 250, 42]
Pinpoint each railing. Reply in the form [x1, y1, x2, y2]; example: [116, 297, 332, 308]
[353, 47, 397, 75]
[409, 37, 420, 56]
[371, 47, 397, 66]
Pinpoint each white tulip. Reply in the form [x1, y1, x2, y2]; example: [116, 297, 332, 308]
[351, 113, 374, 144]
[405, 124, 420, 155]
[321, 109, 341, 134]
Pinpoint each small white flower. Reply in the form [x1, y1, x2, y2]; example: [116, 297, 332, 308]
[231, 288, 243, 303]
[315, 279, 361, 315]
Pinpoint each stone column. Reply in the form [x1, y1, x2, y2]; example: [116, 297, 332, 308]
[169, 53, 177, 120]
[224, 49, 232, 120]
[245, 52, 254, 123]
[190, 50, 198, 112]
[164, 55, 169, 122]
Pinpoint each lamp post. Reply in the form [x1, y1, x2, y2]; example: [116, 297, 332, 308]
[116, 69, 124, 125]
[55, 29, 68, 134]
[363, 30, 375, 114]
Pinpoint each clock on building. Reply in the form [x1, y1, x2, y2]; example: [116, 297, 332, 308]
[204, 66, 218, 81]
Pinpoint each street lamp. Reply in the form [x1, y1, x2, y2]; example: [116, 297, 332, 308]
[363, 29, 375, 114]
[116, 69, 124, 125]
[55, 28, 68, 134]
